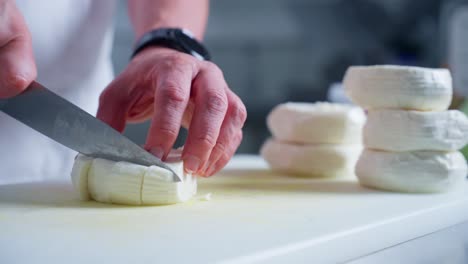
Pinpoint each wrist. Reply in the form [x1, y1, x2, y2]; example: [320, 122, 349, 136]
[131, 28, 211, 61]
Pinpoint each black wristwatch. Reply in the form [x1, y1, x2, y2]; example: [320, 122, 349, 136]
[132, 28, 211, 61]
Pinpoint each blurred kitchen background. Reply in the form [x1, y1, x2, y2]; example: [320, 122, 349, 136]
[113, 0, 468, 154]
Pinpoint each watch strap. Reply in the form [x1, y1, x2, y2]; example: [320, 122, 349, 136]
[131, 28, 211, 61]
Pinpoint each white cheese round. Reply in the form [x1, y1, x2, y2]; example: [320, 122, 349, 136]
[267, 102, 366, 144]
[260, 138, 363, 177]
[70, 155, 197, 205]
[364, 110, 468, 151]
[356, 149, 467, 193]
[343, 65, 453, 111]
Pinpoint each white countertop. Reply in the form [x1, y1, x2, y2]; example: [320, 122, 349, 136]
[1, 155, 468, 264]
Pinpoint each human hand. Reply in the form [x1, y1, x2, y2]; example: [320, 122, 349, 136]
[0, 0, 36, 98]
[97, 47, 247, 176]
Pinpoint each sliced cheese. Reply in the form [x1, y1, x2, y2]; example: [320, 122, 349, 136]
[343, 65, 453, 111]
[88, 159, 146, 205]
[142, 162, 197, 205]
[356, 149, 467, 193]
[267, 102, 366, 144]
[260, 138, 362, 177]
[71, 154, 197, 206]
[70, 155, 93, 200]
[364, 110, 468, 152]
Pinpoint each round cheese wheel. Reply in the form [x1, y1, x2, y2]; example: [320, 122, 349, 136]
[70, 155, 197, 205]
[364, 110, 468, 151]
[343, 65, 453, 111]
[267, 102, 366, 144]
[260, 138, 362, 177]
[356, 149, 467, 193]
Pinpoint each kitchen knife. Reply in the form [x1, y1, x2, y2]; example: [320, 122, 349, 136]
[0, 81, 181, 182]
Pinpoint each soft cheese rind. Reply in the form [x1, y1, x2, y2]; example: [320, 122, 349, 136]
[356, 149, 467, 193]
[364, 110, 468, 152]
[261, 138, 363, 177]
[267, 102, 366, 144]
[343, 65, 452, 111]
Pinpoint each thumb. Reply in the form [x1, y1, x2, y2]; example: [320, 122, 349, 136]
[0, 38, 37, 99]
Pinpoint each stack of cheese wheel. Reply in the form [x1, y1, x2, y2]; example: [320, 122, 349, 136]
[260, 102, 366, 177]
[344, 65, 468, 193]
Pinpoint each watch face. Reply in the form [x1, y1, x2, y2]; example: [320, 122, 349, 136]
[175, 30, 210, 60]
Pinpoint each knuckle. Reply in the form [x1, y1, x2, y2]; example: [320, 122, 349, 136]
[205, 92, 228, 114]
[203, 62, 223, 76]
[213, 141, 228, 154]
[195, 134, 217, 149]
[231, 102, 248, 125]
[155, 126, 179, 140]
[160, 83, 187, 105]
[0, 7, 31, 47]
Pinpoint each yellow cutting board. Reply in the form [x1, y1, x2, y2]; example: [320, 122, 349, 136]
[1, 155, 467, 264]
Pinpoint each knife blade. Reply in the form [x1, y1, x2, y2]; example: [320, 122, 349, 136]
[0, 81, 181, 182]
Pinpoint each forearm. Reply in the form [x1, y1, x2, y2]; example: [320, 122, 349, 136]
[128, 0, 209, 42]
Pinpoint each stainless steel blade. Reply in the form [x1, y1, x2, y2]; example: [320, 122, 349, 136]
[0, 81, 181, 182]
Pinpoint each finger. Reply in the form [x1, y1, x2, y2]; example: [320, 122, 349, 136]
[96, 77, 131, 132]
[0, 12, 36, 98]
[205, 131, 243, 177]
[199, 89, 247, 175]
[183, 63, 229, 173]
[127, 95, 154, 123]
[144, 62, 193, 159]
[181, 100, 195, 128]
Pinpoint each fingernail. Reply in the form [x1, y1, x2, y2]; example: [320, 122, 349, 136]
[150, 147, 165, 159]
[199, 163, 210, 175]
[206, 165, 217, 177]
[184, 155, 201, 174]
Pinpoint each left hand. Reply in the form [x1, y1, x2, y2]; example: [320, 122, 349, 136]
[97, 47, 247, 177]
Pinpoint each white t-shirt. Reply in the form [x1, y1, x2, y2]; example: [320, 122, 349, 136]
[0, 0, 116, 184]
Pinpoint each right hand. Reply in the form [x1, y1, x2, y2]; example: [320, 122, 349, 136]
[0, 0, 36, 98]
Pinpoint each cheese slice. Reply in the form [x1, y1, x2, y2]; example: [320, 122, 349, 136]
[364, 109, 468, 151]
[261, 138, 362, 177]
[142, 163, 197, 205]
[356, 149, 467, 193]
[70, 155, 93, 200]
[71, 155, 197, 205]
[343, 65, 453, 111]
[267, 102, 366, 144]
